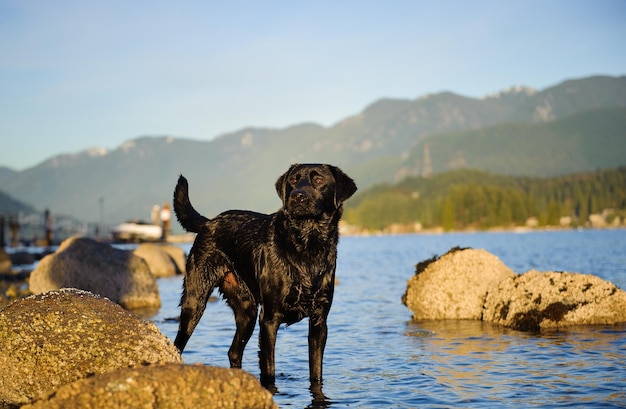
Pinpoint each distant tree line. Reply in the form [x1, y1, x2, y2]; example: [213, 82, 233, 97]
[344, 167, 626, 231]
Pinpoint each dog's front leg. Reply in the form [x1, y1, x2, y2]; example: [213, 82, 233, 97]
[258, 309, 281, 387]
[308, 316, 328, 384]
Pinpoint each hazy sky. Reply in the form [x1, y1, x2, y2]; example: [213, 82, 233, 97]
[1, 0, 625, 170]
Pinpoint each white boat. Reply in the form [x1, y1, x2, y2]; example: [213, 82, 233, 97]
[111, 221, 162, 242]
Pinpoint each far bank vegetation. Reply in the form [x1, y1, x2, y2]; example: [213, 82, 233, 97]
[343, 167, 626, 233]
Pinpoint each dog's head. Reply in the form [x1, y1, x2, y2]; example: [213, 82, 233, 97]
[275, 164, 357, 218]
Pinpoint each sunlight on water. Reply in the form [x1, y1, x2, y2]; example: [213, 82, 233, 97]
[154, 229, 626, 408]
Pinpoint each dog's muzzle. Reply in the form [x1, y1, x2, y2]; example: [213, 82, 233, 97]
[290, 189, 307, 202]
[288, 190, 317, 216]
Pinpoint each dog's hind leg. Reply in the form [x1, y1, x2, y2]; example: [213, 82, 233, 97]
[174, 249, 228, 352]
[223, 273, 258, 368]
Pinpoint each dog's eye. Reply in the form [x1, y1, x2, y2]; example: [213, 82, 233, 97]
[313, 176, 325, 185]
[289, 176, 298, 185]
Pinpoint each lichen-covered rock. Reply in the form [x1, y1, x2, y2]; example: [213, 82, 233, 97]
[29, 236, 160, 310]
[23, 364, 277, 409]
[483, 270, 626, 331]
[402, 247, 515, 320]
[0, 289, 181, 407]
[133, 243, 186, 277]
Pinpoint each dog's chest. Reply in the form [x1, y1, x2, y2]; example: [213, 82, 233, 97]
[280, 267, 331, 324]
[285, 278, 313, 307]
[282, 287, 314, 325]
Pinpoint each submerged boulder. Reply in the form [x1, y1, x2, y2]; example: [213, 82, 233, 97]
[0, 289, 181, 407]
[483, 270, 626, 331]
[402, 247, 515, 320]
[23, 364, 277, 409]
[29, 236, 160, 310]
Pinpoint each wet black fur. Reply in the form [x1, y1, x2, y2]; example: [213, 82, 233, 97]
[173, 164, 356, 387]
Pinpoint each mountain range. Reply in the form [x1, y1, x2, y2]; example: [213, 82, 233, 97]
[1, 75, 625, 228]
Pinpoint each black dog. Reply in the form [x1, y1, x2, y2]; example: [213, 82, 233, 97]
[173, 164, 356, 386]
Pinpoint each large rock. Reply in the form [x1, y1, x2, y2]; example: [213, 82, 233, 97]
[402, 247, 515, 320]
[0, 289, 181, 407]
[23, 364, 277, 409]
[29, 236, 160, 310]
[483, 270, 626, 331]
[133, 242, 186, 277]
[160, 243, 187, 274]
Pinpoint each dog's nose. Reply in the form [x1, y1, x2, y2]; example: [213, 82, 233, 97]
[290, 190, 307, 202]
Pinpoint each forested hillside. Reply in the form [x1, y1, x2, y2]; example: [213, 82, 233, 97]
[400, 108, 626, 178]
[344, 167, 626, 232]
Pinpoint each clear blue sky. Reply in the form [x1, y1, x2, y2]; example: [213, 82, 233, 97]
[1, 0, 625, 171]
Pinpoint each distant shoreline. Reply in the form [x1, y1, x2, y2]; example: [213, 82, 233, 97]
[165, 224, 626, 243]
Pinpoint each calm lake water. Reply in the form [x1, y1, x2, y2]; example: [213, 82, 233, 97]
[153, 229, 626, 408]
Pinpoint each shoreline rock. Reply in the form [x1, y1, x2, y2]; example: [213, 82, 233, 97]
[133, 242, 186, 277]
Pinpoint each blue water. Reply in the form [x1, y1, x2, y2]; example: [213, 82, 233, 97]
[153, 229, 626, 408]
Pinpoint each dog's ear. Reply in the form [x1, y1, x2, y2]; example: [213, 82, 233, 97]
[276, 164, 299, 206]
[329, 166, 357, 207]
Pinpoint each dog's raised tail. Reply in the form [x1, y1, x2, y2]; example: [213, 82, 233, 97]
[173, 175, 209, 233]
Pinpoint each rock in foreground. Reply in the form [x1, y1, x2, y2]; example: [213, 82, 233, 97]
[0, 289, 181, 407]
[402, 247, 515, 320]
[483, 270, 626, 331]
[29, 236, 160, 310]
[23, 364, 277, 409]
